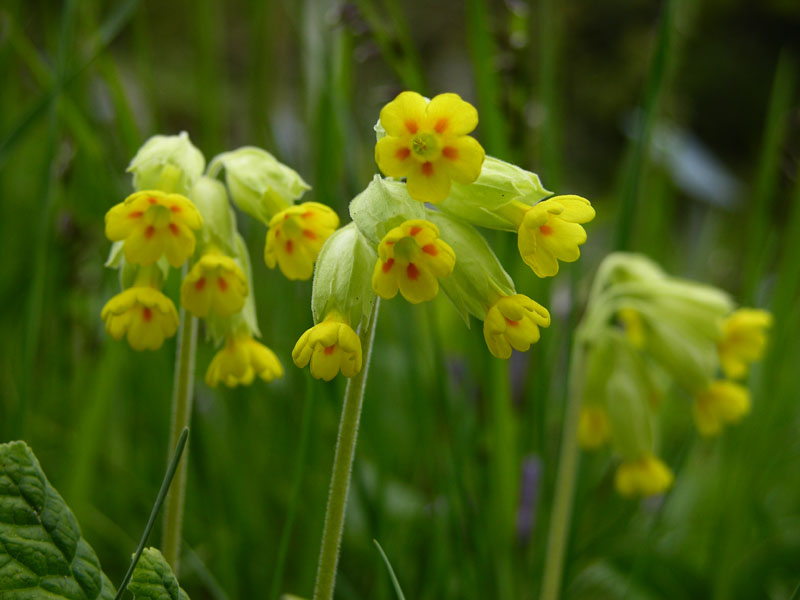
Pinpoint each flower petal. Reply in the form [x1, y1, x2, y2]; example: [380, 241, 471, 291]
[380, 91, 428, 137]
[424, 93, 478, 135]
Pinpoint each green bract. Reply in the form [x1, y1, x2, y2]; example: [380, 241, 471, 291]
[0, 441, 116, 600]
[349, 175, 425, 246]
[438, 156, 551, 231]
[208, 146, 311, 225]
[189, 176, 237, 254]
[127, 132, 205, 196]
[311, 223, 377, 325]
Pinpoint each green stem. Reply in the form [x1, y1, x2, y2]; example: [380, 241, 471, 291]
[540, 338, 586, 600]
[161, 294, 198, 573]
[313, 299, 380, 600]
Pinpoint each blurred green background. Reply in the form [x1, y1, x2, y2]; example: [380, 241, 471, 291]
[2, 0, 800, 598]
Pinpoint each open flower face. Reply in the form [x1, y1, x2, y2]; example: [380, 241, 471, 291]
[717, 308, 772, 379]
[292, 315, 362, 381]
[483, 294, 551, 359]
[181, 251, 248, 318]
[614, 454, 674, 497]
[516, 195, 595, 278]
[375, 92, 485, 204]
[264, 202, 339, 281]
[693, 380, 750, 436]
[101, 287, 179, 351]
[205, 329, 284, 387]
[372, 219, 455, 304]
[105, 191, 203, 267]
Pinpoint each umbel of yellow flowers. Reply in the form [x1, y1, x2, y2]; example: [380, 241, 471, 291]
[102, 133, 317, 389]
[575, 253, 771, 498]
[292, 91, 594, 381]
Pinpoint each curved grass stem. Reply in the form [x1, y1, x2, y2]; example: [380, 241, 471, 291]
[313, 298, 380, 600]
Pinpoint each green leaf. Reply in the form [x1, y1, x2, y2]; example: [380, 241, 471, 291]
[127, 548, 189, 600]
[0, 441, 116, 600]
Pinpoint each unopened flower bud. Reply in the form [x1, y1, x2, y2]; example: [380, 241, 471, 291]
[127, 132, 205, 195]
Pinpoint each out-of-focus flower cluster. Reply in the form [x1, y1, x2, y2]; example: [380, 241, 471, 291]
[576, 253, 772, 497]
[293, 91, 595, 380]
[102, 133, 332, 387]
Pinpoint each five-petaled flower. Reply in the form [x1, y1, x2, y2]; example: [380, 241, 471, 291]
[205, 328, 284, 387]
[292, 314, 362, 381]
[717, 308, 772, 379]
[503, 195, 595, 278]
[614, 454, 674, 498]
[372, 219, 455, 304]
[181, 249, 248, 318]
[483, 294, 551, 359]
[375, 92, 485, 204]
[101, 286, 179, 351]
[105, 190, 203, 267]
[264, 202, 339, 281]
[693, 380, 750, 436]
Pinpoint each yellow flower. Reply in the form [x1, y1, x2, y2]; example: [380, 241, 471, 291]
[101, 287, 179, 351]
[505, 195, 594, 278]
[181, 250, 248, 318]
[717, 308, 772, 379]
[693, 380, 750, 436]
[372, 219, 455, 304]
[614, 454, 674, 497]
[205, 329, 284, 387]
[483, 294, 550, 359]
[375, 91, 485, 204]
[105, 191, 203, 267]
[264, 202, 339, 280]
[578, 405, 610, 449]
[292, 314, 362, 381]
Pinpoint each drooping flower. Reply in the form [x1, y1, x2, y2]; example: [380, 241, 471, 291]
[264, 202, 339, 280]
[578, 405, 611, 449]
[101, 286, 179, 351]
[483, 294, 551, 359]
[372, 219, 455, 304]
[614, 454, 674, 497]
[717, 308, 772, 379]
[205, 328, 284, 387]
[502, 195, 594, 278]
[181, 249, 248, 318]
[105, 191, 203, 267]
[292, 314, 362, 381]
[618, 307, 645, 349]
[375, 91, 485, 204]
[693, 380, 750, 436]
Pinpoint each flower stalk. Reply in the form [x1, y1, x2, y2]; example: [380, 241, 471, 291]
[313, 298, 380, 600]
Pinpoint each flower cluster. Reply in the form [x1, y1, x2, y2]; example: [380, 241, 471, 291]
[292, 91, 594, 381]
[101, 134, 320, 388]
[576, 253, 771, 497]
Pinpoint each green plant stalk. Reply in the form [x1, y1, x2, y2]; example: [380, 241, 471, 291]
[313, 298, 380, 600]
[540, 337, 586, 600]
[161, 296, 199, 572]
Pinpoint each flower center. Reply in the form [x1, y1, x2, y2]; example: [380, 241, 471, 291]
[145, 203, 172, 227]
[393, 236, 422, 262]
[411, 133, 439, 159]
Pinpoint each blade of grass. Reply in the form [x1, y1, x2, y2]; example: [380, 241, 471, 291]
[373, 539, 407, 600]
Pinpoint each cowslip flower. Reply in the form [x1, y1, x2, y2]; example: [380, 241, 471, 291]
[101, 286, 179, 351]
[372, 219, 455, 304]
[205, 328, 283, 387]
[264, 202, 339, 280]
[717, 308, 772, 379]
[105, 191, 203, 267]
[292, 314, 362, 381]
[500, 195, 595, 278]
[693, 380, 750, 436]
[578, 405, 610, 449]
[614, 454, 674, 497]
[181, 250, 248, 318]
[375, 91, 485, 204]
[483, 294, 551, 359]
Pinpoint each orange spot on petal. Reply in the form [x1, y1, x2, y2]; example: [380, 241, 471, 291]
[442, 146, 458, 160]
[303, 229, 317, 240]
[217, 277, 228, 291]
[421, 162, 434, 177]
[407, 263, 420, 280]
[434, 118, 448, 133]
[128, 211, 143, 219]
[195, 278, 206, 291]
[405, 120, 419, 134]
[148, 197, 157, 204]
[286, 240, 293, 254]
[409, 226, 422, 236]
[505, 318, 520, 328]
[324, 345, 336, 355]
[302, 211, 314, 219]
[395, 147, 411, 160]
[145, 226, 155, 239]
[169, 223, 179, 236]
[539, 224, 553, 236]
[170, 205, 181, 212]
[422, 243, 437, 256]
[143, 307, 152, 322]
[382, 258, 395, 273]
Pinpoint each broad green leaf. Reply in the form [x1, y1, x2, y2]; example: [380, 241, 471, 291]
[0, 441, 116, 600]
[127, 548, 189, 600]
